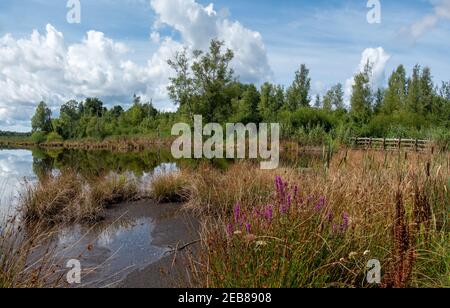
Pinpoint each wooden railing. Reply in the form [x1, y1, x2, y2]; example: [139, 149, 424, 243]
[351, 137, 433, 152]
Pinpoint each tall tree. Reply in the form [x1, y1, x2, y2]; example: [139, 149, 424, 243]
[350, 63, 373, 124]
[420, 66, 434, 114]
[383, 65, 407, 114]
[167, 49, 195, 120]
[407, 65, 422, 114]
[286, 64, 311, 110]
[31, 101, 53, 133]
[191, 40, 235, 122]
[168, 40, 234, 123]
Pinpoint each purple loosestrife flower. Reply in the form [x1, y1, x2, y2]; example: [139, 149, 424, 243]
[265, 205, 273, 223]
[246, 223, 251, 234]
[293, 186, 299, 203]
[315, 196, 326, 211]
[340, 212, 349, 232]
[234, 203, 241, 224]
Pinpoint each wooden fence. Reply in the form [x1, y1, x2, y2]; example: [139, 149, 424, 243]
[351, 137, 433, 152]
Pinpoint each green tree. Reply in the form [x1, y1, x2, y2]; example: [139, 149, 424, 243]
[167, 49, 195, 120]
[82, 98, 105, 117]
[383, 65, 407, 114]
[258, 83, 284, 122]
[286, 64, 311, 110]
[350, 63, 372, 124]
[373, 88, 385, 114]
[231, 84, 260, 123]
[31, 101, 53, 133]
[191, 40, 234, 123]
[322, 83, 344, 111]
[168, 40, 235, 123]
[420, 66, 434, 114]
[407, 65, 422, 114]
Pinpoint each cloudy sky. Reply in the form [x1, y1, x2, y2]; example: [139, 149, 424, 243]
[1, 0, 449, 131]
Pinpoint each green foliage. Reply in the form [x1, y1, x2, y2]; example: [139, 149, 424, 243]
[46, 132, 63, 143]
[286, 64, 311, 110]
[322, 83, 344, 111]
[31, 102, 52, 133]
[350, 62, 372, 124]
[31, 131, 47, 144]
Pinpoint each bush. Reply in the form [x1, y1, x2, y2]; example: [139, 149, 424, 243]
[46, 132, 64, 143]
[31, 131, 47, 144]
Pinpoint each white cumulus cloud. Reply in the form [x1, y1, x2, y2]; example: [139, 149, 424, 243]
[0, 0, 272, 131]
[344, 47, 391, 104]
[150, 0, 272, 83]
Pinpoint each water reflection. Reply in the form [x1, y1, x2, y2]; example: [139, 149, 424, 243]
[0, 150, 36, 218]
[0, 147, 180, 219]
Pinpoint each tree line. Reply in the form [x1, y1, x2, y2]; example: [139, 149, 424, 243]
[31, 40, 450, 145]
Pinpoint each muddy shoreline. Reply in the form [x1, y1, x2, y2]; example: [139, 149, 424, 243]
[48, 200, 199, 288]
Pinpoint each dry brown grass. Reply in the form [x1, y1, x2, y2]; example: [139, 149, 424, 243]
[88, 173, 141, 208]
[0, 220, 63, 288]
[21, 171, 141, 225]
[150, 171, 190, 203]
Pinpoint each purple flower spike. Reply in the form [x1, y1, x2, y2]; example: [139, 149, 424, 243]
[265, 205, 273, 223]
[343, 213, 349, 225]
[234, 203, 241, 223]
[246, 223, 251, 234]
[315, 196, 326, 211]
[340, 212, 349, 232]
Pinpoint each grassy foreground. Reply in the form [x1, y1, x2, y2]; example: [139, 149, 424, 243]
[1, 149, 449, 288]
[177, 150, 449, 288]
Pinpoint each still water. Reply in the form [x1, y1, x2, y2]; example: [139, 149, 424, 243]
[0, 147, 178, 219]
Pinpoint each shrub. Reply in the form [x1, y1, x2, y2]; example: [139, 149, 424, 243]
[31, 131, 47, 144]
[46, 132, 64, 143]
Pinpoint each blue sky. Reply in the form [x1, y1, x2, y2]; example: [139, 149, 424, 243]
[0, 0, 449, 131]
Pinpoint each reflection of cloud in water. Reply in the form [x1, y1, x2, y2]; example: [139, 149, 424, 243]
[142, 163, 179, 188]
[54, 217, 165, 287]
[0, 150, 35, 217]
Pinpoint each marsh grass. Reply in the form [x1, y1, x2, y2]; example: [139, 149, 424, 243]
[88, 173, 141, 208]
[0, 219, 64, 288]
[187, 150, 449, 288]
[21, 170, 141, 225]
[150, 172, 190, 203]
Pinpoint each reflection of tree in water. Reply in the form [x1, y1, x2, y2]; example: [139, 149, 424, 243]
[32, 148, 177, 177]
[32, 148, 55, 180]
